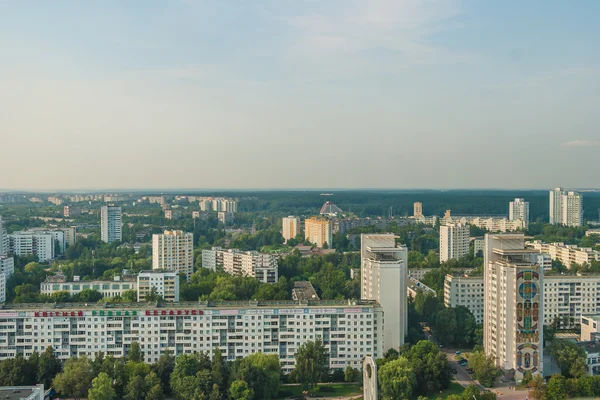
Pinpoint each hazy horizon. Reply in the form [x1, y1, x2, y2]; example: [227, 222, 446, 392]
[2, 1, 599, 190]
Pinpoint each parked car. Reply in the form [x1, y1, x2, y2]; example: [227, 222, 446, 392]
[459, 360, 468, 366]
[452, 368, 458, 374]
[455, 351, 461, 355]
[466, 368, 474, 374]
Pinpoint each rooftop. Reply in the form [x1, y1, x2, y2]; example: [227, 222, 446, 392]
[0, 385, 43, 400]
[291, 281, 320, 302]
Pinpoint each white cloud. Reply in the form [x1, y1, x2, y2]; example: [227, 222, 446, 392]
[563, 140, 600, 147]
[281, 0, 473, 72]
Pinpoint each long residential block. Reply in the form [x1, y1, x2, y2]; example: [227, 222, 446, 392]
[0, 300, 383, 372]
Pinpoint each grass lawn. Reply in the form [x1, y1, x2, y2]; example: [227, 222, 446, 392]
[277, 383, 362, 398]
[423, 382, 465, 399]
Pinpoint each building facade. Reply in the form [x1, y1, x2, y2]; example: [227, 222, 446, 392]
[444, 274, 484, 324]
[0, 301, 383, 372]
[529, 241, 600, 268]
[8, 232, 54, 262]
[361, 234, 407, 351]
[413, 202, 423, 218]
[101, 205, 122, 243]
[0, 216, 7, 256]
[483, 233, 543, 380]
[439, 223, 470, 262]
[201, 247, 278, 283]
[304, 217, 333, 248]
[137, 271, 179, 302]
[549, 188, 583, 226]
[509, 198, 530, 228]
[152, 231, 194, 279]
[282, 216, 301, 242]
[40, 274, 137, 299]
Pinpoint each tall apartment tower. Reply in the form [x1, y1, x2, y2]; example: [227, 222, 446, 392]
[0, 216, 7, 256]
[100, 205, 122, 243]
[562, 191, 583, 227]
[549, 188, 563, 224]
[439, 223, 470, 262]
[549, 188, 583, 226]
[361, 233, 408, 351]
[304, 217, 333, 248]
[484, 233, 543, 380]
[509, 198, 530, 227]
[413, 202, 423, 217]
[152, 230, 194, 279]
[282, 216, 300, 242]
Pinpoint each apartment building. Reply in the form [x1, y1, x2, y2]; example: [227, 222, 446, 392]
[509, 198, 530, 228]
[361, 234, 407, 351]
[484, 233, 543, 379]
[201, 247, 278, 283]
[8, 232, 55, 262]
[444, 274, 484, 324]
[137, 271, 179, 302]
[282, 216, 301, 242]
[413, 202, 423, 218]
[444, 216, 525, 233]
[100, 205, 122, 243]
[40, 274, 137, 299]
[152, 231, 194, 279]
[439, 223, 470, 262]
[0, 216, 7, 256]
[529, 241, 600, 268]
[60, 226, 77, 247]
[27, 229, 66, 253]
[549, 188, 583, 227]
[473, 237, 485, 256]
[0, 301, 383, 372]
[304, 217, 333, 248]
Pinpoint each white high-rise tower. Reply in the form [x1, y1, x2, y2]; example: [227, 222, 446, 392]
[483, 233, 543, 380]
[361, 233, 407, 351]
[549, 188, 583, 227]
[100, 205, 122, 243]
[509, 198, 530, 227]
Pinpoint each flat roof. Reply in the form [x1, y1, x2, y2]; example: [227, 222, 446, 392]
[0, 387, 39, 400]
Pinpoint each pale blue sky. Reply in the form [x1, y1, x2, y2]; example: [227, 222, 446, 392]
[1, 0, 599, 190]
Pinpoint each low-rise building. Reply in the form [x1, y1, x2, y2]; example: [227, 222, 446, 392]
[292, 281, 320, 301]
[581, 315, 600, 342]
[40, 274, 137, 299]
[137, 271, 179, 302]
[529, 241, 600, 268]
[202, 247, 278, 283]
[407, 278, 436, 298]
[0, 301, 383, 371]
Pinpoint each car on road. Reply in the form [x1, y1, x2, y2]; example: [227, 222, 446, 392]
[466, 368, 474, 374]
[452, 368, 458, 374]
[455, 351, 461, 355]
[458, 360, 468, 366]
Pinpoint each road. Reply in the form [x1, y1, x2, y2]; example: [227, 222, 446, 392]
[424, 328, 530, 400]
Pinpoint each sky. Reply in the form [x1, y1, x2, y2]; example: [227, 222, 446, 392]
[1, 0, 599, 190]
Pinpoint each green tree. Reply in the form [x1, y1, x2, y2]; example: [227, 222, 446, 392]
[145, 286, 164, 302]
[88, 372, 117, 400]
[344, 366, 360, 383]
[37, 346, 62, 388]
[125, 375, 146, 400]
[152, 351, 175, 394]
[211, 347, 228, 398]
[294, 339, 329, 389]
[547, 374, 568, 400]
[128, 341, 144, 363]
[53, 357, 94, 400]
[378, 357, 417, 400]
[405, 340, 451, 395]
[468, 351, 499, 387]
[233, 353, 281, 400]
[548, 339, 587, 378]
[229, 380, 254, 400]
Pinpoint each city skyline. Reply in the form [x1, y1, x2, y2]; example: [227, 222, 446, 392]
[2, 0, 600, 190]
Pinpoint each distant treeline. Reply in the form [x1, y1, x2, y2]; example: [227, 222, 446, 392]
[228, 190, 600, 222]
